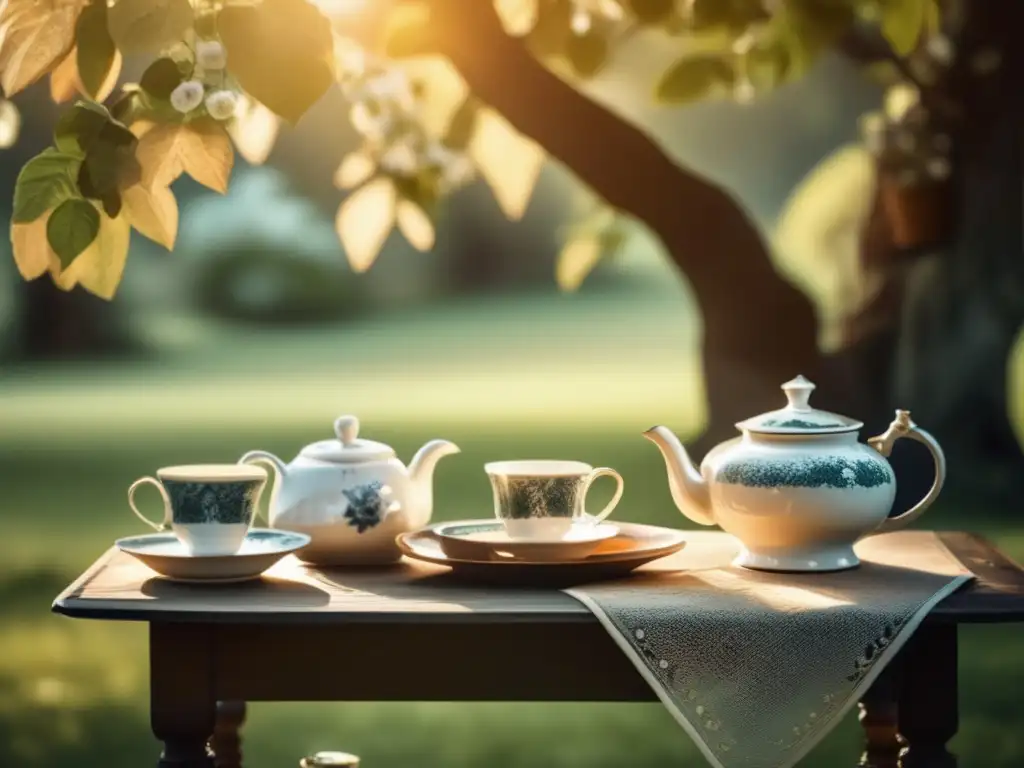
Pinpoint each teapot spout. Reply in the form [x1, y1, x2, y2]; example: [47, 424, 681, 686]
[643, 426, 715, 526]
[406, 439, 461, 523]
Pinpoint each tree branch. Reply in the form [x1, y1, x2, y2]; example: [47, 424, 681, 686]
[429, 0, 819, 372]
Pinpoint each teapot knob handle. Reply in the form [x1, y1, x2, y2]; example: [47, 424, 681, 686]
[334, 415, 359, 445]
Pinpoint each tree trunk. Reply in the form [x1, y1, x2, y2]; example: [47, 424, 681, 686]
[838, 0, 1024, 508]
[431, 0, 851, 439]
[429, 0, 1022, 510]
[13, 278, 134, 362]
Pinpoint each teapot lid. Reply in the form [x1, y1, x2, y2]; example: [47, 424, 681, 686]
[298, 416, 396, 463]
[736, 376, 862, 435]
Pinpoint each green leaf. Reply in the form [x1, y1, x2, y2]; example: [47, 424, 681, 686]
[566, 31, 609, 79]
[12, 149, 82, 223]
[139, 57, 184, 101]
[54, 100, 113, 154]
[655, 54, 735, 104]
[54, 101, 133, 156]
[880, 0, 927, 55]
[46, 198, 100, 268]
[218, 0, 334, 124]
[110, 88, 147, 124]
[76, 0, 117, 99]
[107, 0, 193, 55]
[687, 0, 738, 31]
[743, 40, 791, 90]
[626, 0, 676, 24]
[78, 122, 140, 200]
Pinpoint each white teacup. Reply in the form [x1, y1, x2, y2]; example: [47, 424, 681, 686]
[128, 464, 268, 556]
[484, 460, 624, 541]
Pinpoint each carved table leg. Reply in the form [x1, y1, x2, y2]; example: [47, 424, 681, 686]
[858, 661, 902, 768]
[212, 701, 247, 768]
[151, 624, 216, 768]
[898, 625, 958, 768]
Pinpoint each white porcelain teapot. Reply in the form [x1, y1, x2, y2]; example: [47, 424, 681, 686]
[240, 416, 460, 565]
[644, 376, 946, 572]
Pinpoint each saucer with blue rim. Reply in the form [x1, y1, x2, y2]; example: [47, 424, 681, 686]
[116, 528, 310, 583]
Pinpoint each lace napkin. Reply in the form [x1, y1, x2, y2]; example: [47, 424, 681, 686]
[565, 531, 971, 768]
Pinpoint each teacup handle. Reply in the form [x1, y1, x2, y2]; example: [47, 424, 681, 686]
[583, 467, 624, 523]
[128, 476, 171, 532]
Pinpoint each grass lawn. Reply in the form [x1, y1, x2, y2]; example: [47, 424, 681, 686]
[1, 289, 1022, 767]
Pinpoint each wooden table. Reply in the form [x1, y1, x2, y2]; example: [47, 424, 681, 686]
[52, 531, 1024, 768]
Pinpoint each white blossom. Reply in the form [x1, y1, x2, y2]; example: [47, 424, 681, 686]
[571, 9, 592, 35]
[170, 80, 205, 114]
[733, 79, 756, 104]
[438, 151, 475, 191]
[196, 40, 227, 70]
[926, 157, 951, 180]
[205, 89, 240, 121]
[350, 101, 392, 138]
[925, 35, 954, 66]
[380, 140, 420, 175]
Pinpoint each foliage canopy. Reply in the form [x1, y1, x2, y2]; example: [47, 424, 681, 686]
[0, 0, 938, 298]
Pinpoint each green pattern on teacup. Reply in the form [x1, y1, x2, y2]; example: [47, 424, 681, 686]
[491, 475, 585, 521]
[163, 478, 263, 525]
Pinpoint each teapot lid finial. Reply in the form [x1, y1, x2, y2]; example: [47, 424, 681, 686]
[735, 374, 863, 434]
[298, 414, 395, 463]
[781, 375, 816, 410]
[334, 415, 359, 445]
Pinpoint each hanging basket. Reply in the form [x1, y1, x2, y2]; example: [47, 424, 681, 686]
[879, 175, 954, 251]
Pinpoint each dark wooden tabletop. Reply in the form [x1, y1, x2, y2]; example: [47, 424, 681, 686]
[52, 530, 1024, 626]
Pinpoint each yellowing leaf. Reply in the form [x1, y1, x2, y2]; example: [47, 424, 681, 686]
[47, 43, 121, 103]
[773, 144, 876, 351]
[49, 49, 79, 102]
[0, 0, 88, 96]
[135, 121, 234, 193]
[86, 49, 121, 102]
[400, 58, 468, 139]
[122, 182, 178, 249]
[395, 199, 434, 251]
[57, 209, 131, 299]
[333, 152, 375, 189]
[75, 0, 118, 99]
[881, 0, 927, 56]
[335, 177, 396, 272]
[106, 0, 193, 55]
[10, 210, 58, 280]
[556, 236, 602, 291]
[0, 99, 20, 148]
[494, 0, 538, 35]
[227, 96, 280, 165]
[218, 0, 335, 124]
[469, 107, 545, 221]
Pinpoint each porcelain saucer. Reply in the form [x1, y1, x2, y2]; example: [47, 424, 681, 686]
[435, 520, 619, 562]
[399, 521, 687, 585]
[116, 528, 311, 583]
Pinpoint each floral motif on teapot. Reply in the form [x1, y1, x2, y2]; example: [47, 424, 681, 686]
[341, 481, 388, 533]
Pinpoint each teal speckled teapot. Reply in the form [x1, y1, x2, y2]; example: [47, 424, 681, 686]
[644, 376, 946, 573]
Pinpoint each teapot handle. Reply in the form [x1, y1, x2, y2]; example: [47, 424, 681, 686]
[868, 410, 947, 534]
